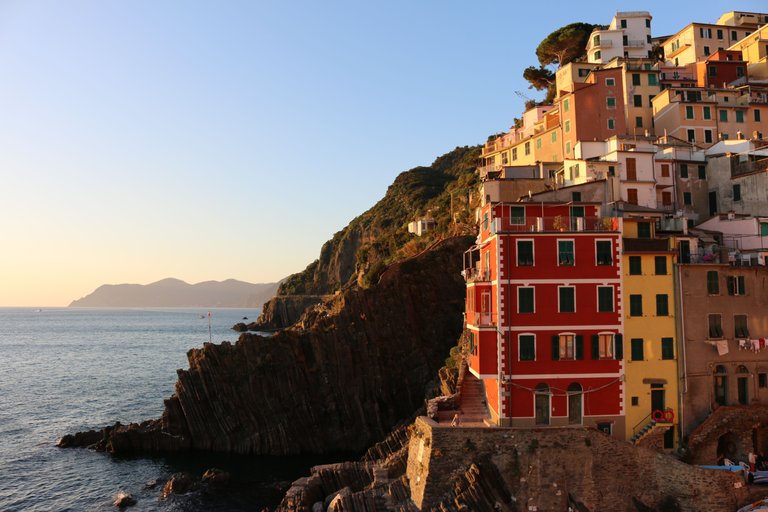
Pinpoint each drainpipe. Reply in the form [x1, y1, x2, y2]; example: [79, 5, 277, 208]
[675, 261, 688, 446]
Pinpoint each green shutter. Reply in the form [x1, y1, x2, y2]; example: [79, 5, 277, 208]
[576, 335, 584, 360]
[615, 334, 623, 360]
[592, 334, 600, 360]
[739, 276, 746, 294]
[727, 276, 735, 295]
[552, 335, 560, 360]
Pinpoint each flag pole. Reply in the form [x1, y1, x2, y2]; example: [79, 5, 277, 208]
[208, 311, 212, 343]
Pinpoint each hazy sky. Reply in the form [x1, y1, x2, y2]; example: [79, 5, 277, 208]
[1, 1, 763, 306]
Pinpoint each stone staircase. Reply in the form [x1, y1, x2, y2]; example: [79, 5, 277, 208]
[630, 419, 658, 444]
[457, 372, 490, 425]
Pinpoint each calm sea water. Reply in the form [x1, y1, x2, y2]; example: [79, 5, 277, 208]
[0, 308, 333, 511]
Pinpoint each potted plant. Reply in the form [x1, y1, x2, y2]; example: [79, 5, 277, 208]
[553, 215, 566, 231]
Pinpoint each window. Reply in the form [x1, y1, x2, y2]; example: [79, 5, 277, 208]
[607, 97, 616, 108]
[648, 74, 657, 86]
[705, 130, 713, 144]
[756, 110, 762, 122]
[686, 106, 694, 119]
[700, 28, 711, 38]
[606, 78, 615, 86]
[518, 287, 535, 313]
[631, 338, 644, 361]
[733, 184, 741, 202]
[525, 141, 530, 155]
[483, 213, 489, 231]
[536, 138, 542, 149]
[512, 148, 518, 160]
[510, 206, 525, 225]
[703, 46, 710, 56]
[558, 240, 574, 266]
[646, 19, 650, 28]
[607, 118, 615, 130]
[592, 333, 614, 359]
[737, 66, 744, 77]
[627, 188, 638, 205]
[703, 106, 711, 119]
[727, 275, 746, 295]
[720, 110, 728, 122]
[551, 131, 557, 143]
[698, 165, 706, 179]
[707, 271, 719, 294]
[629, 256, 642, 275]
[656, 294, 669, 316]
[714, 364, 728, 406]
[564, 98, 570, 112]
[654, 256, 667, 275]
[708, 66, 717, 77]
[565, 141, 571, 155]
[517, 240, 534, 266]
[661, 164, 670, 177]
[519, 334, 535, 360]
[554, 333, 582, 360]
[680, 164, 688, 178]
[683, 192, 692, 205]
[626, 158, 637, 180]
[629, 294, 643, 316]
[596, 240, 612, 266]
[637, 222, 651, 238]
[635, 116, 643, 128]
[632, 74, 641, 86]
[565, 120, 571, 133]
[572, 191, 581, 202]
[635, 95, 643, 107]
[631, 396, 639, 406]
[687, 129, 695, 143]
[734, 315, 749, 338]
[761, 222, 768, 237]
[623, 35, 628, 46]
[620, 19, 627, 28]
[736, 111, 744, 123]
[717, 29, 723, 39]
[559, 286, 575, 312]
[661, 338, 674, 360]
[731, 30, 737, 41]
[709, 314, 723, 338]
[593, 34, 600, 46]
[597, 422, 612, 435]
[598, 286, 614, 312]
[594, 50, 601, 60]
[662, 191, 672, 206]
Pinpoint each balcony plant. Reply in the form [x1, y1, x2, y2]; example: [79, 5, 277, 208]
[553, 215, 566, 231]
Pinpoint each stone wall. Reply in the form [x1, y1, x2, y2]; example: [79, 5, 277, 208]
[407, 417, 748, 511]
[687, 404, 768, 465]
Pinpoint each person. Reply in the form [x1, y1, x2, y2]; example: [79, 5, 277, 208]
[451, 411, 462, 427]
[750, 451, 757, 472]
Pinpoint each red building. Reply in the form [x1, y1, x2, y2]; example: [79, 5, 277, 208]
[464, 202, 626, 436]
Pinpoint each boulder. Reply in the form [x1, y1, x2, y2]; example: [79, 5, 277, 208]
[201, 468, 230, 486]
[162, 472, 197, 497]
[113, 491, 136, 508]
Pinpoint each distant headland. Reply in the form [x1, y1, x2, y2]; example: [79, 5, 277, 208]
[69, 278, 280, 308]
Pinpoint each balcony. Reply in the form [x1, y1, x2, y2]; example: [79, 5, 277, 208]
[731, 157, 768, 177]
[493, 216, 620, 233]
[625, 40, 646, 48]
[591, 39, 613, 48]
[462, 267, 491, 283]
[624, 238, 670, 252]
[477, 163, 504, 180]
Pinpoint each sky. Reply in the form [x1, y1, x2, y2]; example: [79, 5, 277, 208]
[0, 1, 765, 306]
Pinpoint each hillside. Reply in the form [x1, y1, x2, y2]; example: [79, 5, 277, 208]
[69, 278, 280, 308]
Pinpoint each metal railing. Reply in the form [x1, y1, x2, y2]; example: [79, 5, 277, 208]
[494, 216, 620, 233]
[732, 157, 768, 177]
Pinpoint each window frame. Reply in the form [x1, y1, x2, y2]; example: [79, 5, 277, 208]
[557, 239, 575, 266]
[654, 255, 667, 275]
[631, 338, 644, 361]
[661, 337, 675, 360]
[629, 294, 643, 316]
[596, 240, 613, 266]
[517, 239, 534, 267]
[558, 286, 576, 313]
[518, 286, 535, 314]
[597, 286, 614, 313]
[519, 333, 536, 361]
[655, 293, 669, 316]
[629, 256, 642, 275]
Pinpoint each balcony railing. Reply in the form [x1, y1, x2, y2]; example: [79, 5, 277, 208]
[462, 267, 491, 283]
[477, 163, 504, 179]
[625, 40, 646, 48]
[592, 39, 613, 48]
[493, 216, 620, 234]
[732, 157, 768, 177]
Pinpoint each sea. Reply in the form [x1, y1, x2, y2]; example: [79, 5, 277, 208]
[0, 307, 338, 512]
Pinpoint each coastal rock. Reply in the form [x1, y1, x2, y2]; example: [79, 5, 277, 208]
[113, 491, 136, 508]
[63, 236, 471, 456]
[162, 472, 197, 497]
[201, 468, 230, 486]
[56, 429, 102, 448]
[248, 294, 329, 331]
[231, 322, 248, 332]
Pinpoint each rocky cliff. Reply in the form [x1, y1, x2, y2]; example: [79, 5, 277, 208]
[60, 236, 473, 456]
[249, 146, 480, 331]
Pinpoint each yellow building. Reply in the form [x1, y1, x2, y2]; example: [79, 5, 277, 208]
[729, 24, 768, 80]
[602, 57, 661, 135]
[662, 22, 754, 67]
[622, 217, 680, 450]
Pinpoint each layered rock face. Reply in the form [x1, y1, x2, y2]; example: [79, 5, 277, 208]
[62, 236, 472, 456]
[248, 294, 330, 331]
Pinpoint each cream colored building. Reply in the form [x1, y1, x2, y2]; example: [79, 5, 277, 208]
[587, 11, 653, 64]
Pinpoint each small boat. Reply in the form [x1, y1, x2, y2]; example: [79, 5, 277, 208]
[242, 317, 248, 320]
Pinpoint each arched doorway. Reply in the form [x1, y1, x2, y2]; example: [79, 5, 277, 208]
[568, 383, 583, 425]
[718, 431, 742, 464]
[535, 383, 550, 425]
[714, 365, 728, 406]
[737, 365, 750, 405]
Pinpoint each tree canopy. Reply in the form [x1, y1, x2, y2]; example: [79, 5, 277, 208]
[535, 22, 602, 68]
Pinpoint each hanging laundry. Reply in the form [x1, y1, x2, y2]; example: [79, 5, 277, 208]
[761, 338, 767, 350]
[717, 340, 729, 356]
[752, 339, 761, 352]
[739, 339, 748, 350]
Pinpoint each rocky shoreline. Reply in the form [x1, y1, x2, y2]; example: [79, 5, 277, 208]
[59, 237, 472, 457]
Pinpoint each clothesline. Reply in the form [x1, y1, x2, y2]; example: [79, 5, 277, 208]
[705, 337, 767, 356]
